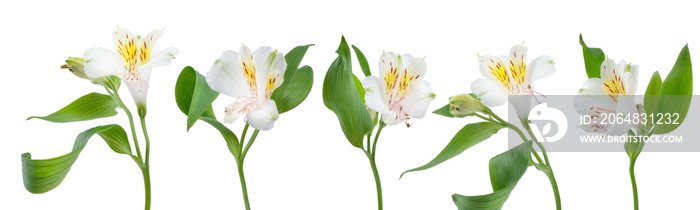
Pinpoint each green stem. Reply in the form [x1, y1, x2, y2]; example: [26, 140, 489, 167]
[364, 121, 385, 210]
[241, 124, 250, 146]
[522, 121, 561, 210]
[104, 84, 150, 210]
[371, 123, 385, 158]
[473, 113, 498, 124]
[365, 151, 383, 210]
[139, 111, 151, 166]
[138, 107, 152, 210]
[236, 159, 251, 210]
[104, 86, 143, 161]
[543, 167, 561, 210]
[366, 134, 372, 153]
[504, 122, 544, 164]
[241, 130, 260, 161]
[140, 166, 151, 210]
[236, 126, 259, 210]
[630, 158, 639, 210]
[484, 109, 544, 165]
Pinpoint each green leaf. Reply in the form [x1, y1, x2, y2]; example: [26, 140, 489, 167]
[97, 125, 132, 155]
[654, 45, 693, 134]
[322, 36, 373, 148]
[624, 130, 644, 160]
[352, 45, 371, 77]
[353, 74, 366, 103]
[175, 66, 219, 130]
[27, 92, 119, 123]
[452, 141, 533, 210]
[433, 104, 454, 118]
[284, 44, 314, 73]
[21, 124, 136, 194]
[200, 117, 241, 158]
[271, 44, 315, 114]
[175, 66, 240, 158]
[643, 71, 662, 129]
[579, 34, 605, 79]
[270, 65, 314, 114]
[401, 121, 505, 177]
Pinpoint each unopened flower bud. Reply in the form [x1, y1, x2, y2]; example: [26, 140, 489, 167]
[449, 94, 484, 117]
[61, 57, 109, 84]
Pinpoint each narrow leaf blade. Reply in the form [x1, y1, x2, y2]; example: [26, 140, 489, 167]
[401, 122, 505, 177]
[22, 124, 131, 194]
[27, 92, 119, 123]
[352, 45, 371, 76]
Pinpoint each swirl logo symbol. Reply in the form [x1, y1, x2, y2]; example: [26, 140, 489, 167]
[528, 103, 568, 142]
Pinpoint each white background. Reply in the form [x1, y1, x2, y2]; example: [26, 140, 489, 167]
[1, 0, 699, 209]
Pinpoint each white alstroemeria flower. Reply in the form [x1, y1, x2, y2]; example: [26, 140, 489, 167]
[206, 45, 286, 131]
[574, 58, 640, 135]
[84, 28, 179, 107]
[363, 52, 435, 127]
[470, 44, 556, 119]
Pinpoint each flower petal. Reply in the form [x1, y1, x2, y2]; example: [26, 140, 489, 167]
[223, 101, 247, 124]
[247, 100, 279, 131]
[525, 55, 556, 85]
[619, 60, 639, 95]
[363, 76, 391, 114]
[574, 78, 617, 115]
[142, 47, 178, 69]
[123, 76, 149, 106]
[401, 80, 435, 119]
[112, 28, 138, 72]
[238, 45, 259, 97]
[207, 51, 252, 98]
[478, 55, 513, 94]
[378, 51, 400, 97]
[606, 94, 633, 135]
[137, 29, 163, 65]
[578, 78, 606, 95]
[600, 58, 628, 97]
[508, 45, 528, 92]
[397, 54, 427, 97]
[252, 47, 285, 99]
[84, 47, 125, 78]
[510, 95, 532, 120]
[381, 111, 401, 126]
[264, 69, 284, 99]
[471, 78, 508, 107]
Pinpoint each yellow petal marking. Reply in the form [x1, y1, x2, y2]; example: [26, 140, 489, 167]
[383, 59, 400, 99]
[397, 57, 424, 97]
[114, 30, 138, 73]
[138, 30, 161, 66]
[480, 56, 513, 93]
[508, 45, 527, 92]
[601, 61, 627, 102]
[266, 70, 282, 98]
[240, 57, 257, 98]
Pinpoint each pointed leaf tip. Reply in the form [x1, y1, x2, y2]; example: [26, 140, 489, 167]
[27, 92, 119, 123]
